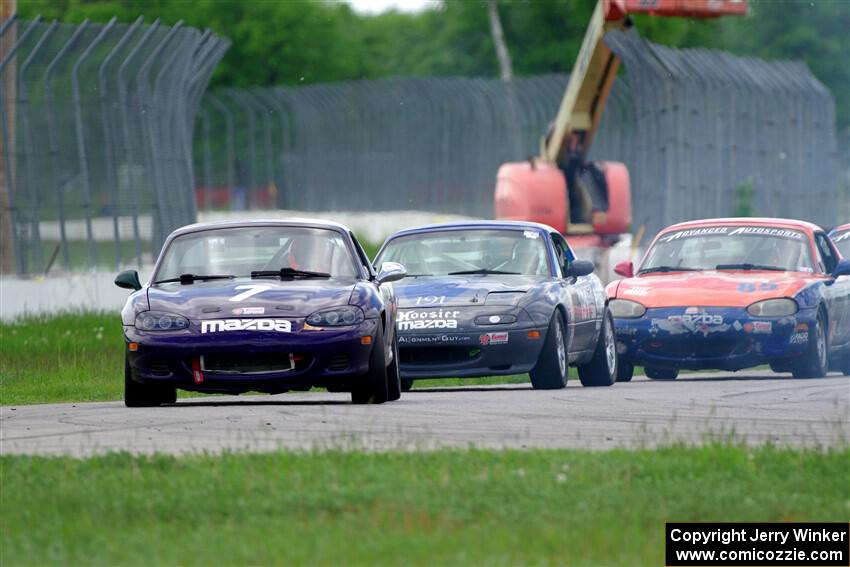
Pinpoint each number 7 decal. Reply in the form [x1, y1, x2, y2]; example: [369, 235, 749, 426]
[229, 285, 271, 302]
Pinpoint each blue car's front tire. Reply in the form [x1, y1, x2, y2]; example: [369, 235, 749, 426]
[792, 311, 828, 379]
[616, 359, 634, 382]
[645, 367, 678, 380]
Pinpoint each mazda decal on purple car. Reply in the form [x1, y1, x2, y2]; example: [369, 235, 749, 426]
[115, 219, 406, 406]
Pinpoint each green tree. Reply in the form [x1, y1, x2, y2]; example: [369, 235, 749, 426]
[17, 0, 849, 132]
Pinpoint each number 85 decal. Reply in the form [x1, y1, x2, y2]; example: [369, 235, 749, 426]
[737, 282, 779, 293]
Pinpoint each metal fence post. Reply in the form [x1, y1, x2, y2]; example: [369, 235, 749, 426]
[118, 19, 160, 266]
[0, 17, 43, 275]
[72, 17, 116, 270]
[43, 20, 90, 271]
[205, 92, 235, 204]
[99, 16, 143, 269]
[16, 18, 55, 274]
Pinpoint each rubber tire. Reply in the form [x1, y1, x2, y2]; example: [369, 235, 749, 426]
[386, 335, 402, 401]
[351, 326, 389, 404]
[530, 312, 568, 390]
[616, 358, 634, 382]
[124, 356, 176, 408]
[769, 359, 792, 374]
[792, 311, 828, 379]
[401, 379, 413, 392]
[578, 309, 617, 387]
[645, 366, 679, 380]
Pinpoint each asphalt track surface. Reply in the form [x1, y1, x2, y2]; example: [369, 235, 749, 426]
[2, 372, 847, 457]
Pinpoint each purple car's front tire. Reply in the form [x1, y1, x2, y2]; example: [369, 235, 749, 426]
[124, 354, 176, 408]
[351, 326, 389, 404]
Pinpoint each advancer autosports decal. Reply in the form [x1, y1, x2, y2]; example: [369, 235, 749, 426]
[660, 226, 804, 242]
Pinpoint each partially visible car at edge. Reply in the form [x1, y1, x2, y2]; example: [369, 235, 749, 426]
[115, 219, 406, 406]
[374, 221, 617, 391]
[606, 217, 850, 380]
[828, 222, 850, 258]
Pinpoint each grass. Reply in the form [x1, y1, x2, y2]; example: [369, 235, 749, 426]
[1, 445, 846, 566]
[0, 312, 530, 406]
[0, 312, 125, 406]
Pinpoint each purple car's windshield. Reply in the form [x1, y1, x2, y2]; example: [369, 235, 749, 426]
[641, 226, 814, 273]
[155, 226, 359, 281]
[377, 229, 549, 276]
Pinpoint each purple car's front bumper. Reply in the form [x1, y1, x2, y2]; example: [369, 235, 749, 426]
[124, 318, 379, 394]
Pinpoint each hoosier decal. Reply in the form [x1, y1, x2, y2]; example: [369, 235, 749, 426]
[201, 319, 292, 334]
[397, 309, 460, 331]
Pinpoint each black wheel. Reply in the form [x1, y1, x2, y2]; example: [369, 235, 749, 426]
[578, 309, 617, 387]
[616, 358, 634, 382]
[124, 355, 175, 408]
[792, 311, 828, 379]
[530, 311, 568, 390]
[769, 359, 792, 374]
[645, 366, 678, 380]
[386, 335, 402, 402]
[401, 379, 413, 392]
[351, 326, 389, 404]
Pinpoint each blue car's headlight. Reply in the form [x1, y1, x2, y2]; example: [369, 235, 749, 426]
[609, 299, 646, 318]
[305, 306, 365, 327]
[475, 314, 517, 325]
[135, 311, 190, 331]
[747, 298, 798, 317]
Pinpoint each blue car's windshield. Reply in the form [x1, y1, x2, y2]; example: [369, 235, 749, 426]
[377, 229, 549, 277]
[155, 226, 359, 282]
[642, 226, 814, 273]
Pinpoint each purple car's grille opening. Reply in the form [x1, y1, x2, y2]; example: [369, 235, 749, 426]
[400, 347, 481, 366]
[200, 353, 310, 375]
[148, 360, 172, 376]
[327, 355, 350, 371]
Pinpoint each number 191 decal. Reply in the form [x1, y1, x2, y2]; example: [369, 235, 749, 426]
[415, 295, 446, 305]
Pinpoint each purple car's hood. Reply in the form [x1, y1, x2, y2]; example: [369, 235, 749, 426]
[147, 278, 357, 319]
[395, 276, 544, 308]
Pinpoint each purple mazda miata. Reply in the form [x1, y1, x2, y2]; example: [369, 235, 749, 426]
[114, 219, 406, 406]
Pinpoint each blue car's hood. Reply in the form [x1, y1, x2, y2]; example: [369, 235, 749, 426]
[146, 278, 357, 319]
[394, 276, 545, 308]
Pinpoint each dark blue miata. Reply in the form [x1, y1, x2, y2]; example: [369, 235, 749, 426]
[374, 221, 618, 390]
[115, 219, 406, 406]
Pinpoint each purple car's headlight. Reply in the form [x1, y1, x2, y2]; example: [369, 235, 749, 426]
[305, 306, 365, 328]
[135, 311, 189, 331]
[747, 298, 798, 317]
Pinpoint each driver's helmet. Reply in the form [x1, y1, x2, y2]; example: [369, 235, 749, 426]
[287, 233, 333, 272]
[762, 240, 786, 269]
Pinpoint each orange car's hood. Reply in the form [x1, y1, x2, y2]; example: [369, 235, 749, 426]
[612, 271, 814, 308]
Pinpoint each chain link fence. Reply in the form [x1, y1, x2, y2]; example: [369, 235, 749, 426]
[605, 30, 842, 239]
[196, 33, 841, 240]
[0, 16, 228, 275]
